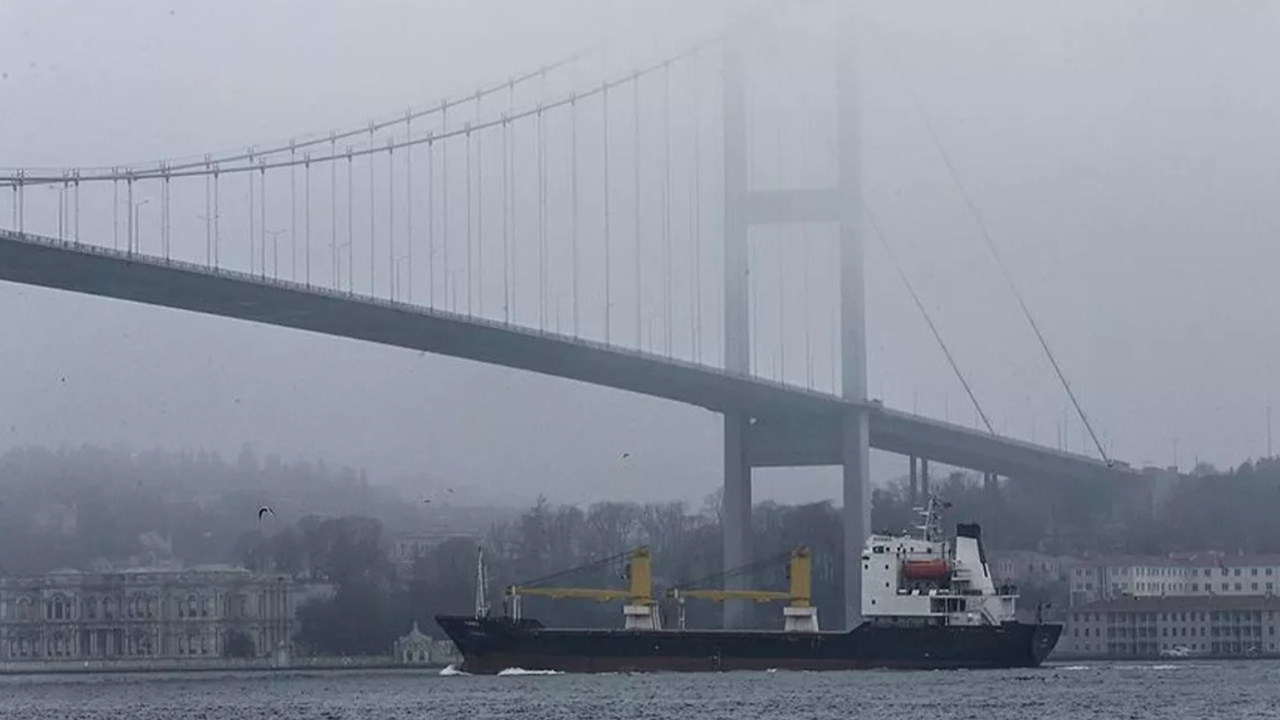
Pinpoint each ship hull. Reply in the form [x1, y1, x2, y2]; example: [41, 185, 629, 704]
[435, 615, 1062, 674]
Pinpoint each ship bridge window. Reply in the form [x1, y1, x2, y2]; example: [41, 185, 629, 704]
[872, 546, 886, 554]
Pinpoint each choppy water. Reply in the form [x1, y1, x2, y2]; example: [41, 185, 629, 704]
[1, 661, 1278, 719]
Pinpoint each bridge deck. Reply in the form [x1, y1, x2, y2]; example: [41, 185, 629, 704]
[0, 229, 1133, 483]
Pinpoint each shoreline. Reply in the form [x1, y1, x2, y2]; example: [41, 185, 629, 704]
[0, 657, 453, 676]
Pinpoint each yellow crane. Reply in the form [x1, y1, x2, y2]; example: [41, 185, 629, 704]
[506, 546, 654, 626]
[664, 546, 818, 630]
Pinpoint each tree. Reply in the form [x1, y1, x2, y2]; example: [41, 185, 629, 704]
[292, 515, 401, 656]
[223, 629, 256, 658]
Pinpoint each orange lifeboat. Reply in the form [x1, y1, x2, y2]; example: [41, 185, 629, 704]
[902, 559, 950, 581]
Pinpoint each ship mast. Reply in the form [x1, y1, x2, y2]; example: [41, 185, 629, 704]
[474, 546, 490, 618]
[915, 494, 943, 544]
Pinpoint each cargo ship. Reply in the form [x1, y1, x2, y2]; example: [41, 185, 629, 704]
[436, 497, 1061, 673]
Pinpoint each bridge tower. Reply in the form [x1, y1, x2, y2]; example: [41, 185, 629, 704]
[721, 7, 869, 630]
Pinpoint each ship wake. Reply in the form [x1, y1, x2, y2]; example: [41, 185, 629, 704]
[497, 668, 565, 676]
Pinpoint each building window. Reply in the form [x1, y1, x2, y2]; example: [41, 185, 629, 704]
[1253, 583, 1259, 591]
[1236, 583, 1243, 591]
[1268, 568, 1275, 577]
[1192, 584, 1199, 592]
[188, 595, 197, 616]
[1235, 568, 1242, 577]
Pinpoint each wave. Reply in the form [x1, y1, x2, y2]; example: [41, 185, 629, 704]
[439, 664, 471, 676]
[497, 668, 565, 676]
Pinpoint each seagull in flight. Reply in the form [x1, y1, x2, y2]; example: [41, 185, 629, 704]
[258, 506, 275, 521]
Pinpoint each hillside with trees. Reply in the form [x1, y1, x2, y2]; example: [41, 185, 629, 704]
[6, 442, 1280, 652]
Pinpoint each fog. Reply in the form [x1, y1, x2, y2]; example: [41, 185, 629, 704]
[2, 0, 1279, 506]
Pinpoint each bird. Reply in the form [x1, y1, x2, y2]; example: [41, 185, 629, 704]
[621, 453, 631, 459]
[446, 488, 454, 494]
[422, 498, 432, 504]
[258, 506, 275, 520]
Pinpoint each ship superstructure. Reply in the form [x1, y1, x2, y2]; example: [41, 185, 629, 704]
[862, 496, 1017, 627]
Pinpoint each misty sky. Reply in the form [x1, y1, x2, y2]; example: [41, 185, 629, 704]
[2, 0, 1279, 506]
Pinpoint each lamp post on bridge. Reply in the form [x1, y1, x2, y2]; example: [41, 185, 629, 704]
[47, 184, 68, 240]
[264, 229, 287, 280]
[332, 239, 352, 293]
[197, 213, 220, 268]
[131, 198, 151, 254]
[392, 256, 410, 302]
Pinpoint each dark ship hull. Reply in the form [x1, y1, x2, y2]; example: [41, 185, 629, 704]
[435, 615, 1062, 674]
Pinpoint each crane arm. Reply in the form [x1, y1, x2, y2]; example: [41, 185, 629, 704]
[664, 545, 813, 607]
[506, 586, 636, 602]
[666, 589, 792, 603]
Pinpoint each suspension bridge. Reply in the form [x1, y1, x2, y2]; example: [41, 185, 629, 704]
[0, 9, 1139, 628]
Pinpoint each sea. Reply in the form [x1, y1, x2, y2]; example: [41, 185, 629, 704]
[0, 661, 1277, 719]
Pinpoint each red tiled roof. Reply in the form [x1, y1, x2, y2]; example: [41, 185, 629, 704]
[1075, 554, 1280, 568]
[1076, 595, 1280, 613]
